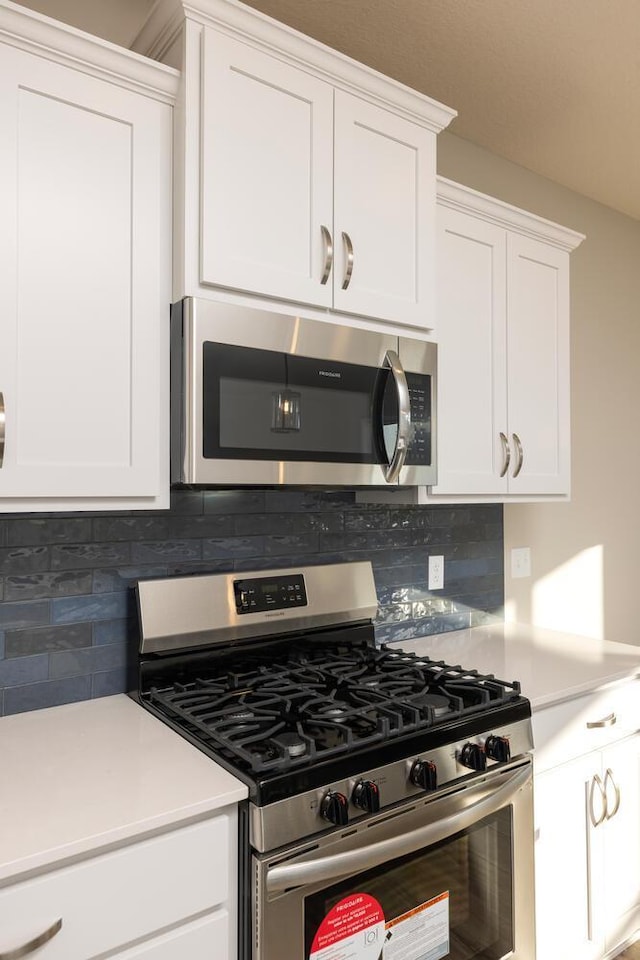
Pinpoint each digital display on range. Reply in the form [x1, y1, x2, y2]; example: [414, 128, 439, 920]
[234, 574, 307, 614]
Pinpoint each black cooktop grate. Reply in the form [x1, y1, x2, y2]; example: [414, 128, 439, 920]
[144, 639, 522, 776]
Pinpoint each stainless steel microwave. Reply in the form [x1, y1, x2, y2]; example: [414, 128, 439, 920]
[170, 298, 437, 487]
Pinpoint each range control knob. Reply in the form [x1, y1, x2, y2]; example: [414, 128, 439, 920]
[352, 780, 381, 813]
[485, 735, 511, 763]
[410, 759, 438, 791]
[320, 790, 349, 826]
[459, 742, 487, 772]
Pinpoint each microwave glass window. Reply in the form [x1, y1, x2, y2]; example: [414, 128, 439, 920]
[202, 342, 403, 465]
[304, 809, 513, 960]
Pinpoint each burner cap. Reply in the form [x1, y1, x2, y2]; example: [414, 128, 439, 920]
[415, 693, 451, 718]
[273, 732, 307, 758]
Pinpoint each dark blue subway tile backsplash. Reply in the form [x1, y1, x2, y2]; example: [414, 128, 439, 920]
[0, 491, 504, 716]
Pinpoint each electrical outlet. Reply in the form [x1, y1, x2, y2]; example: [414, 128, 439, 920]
[428, 555, 444, 590]
[511, 547, 531, 579]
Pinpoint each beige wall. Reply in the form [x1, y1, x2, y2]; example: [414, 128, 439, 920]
[438, 132, 640, 644]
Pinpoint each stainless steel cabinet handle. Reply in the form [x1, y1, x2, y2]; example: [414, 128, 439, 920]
[341, 231, 354, 290]
[320, 225, 333, 285]
[267, 763, 531, 892]
[0, 391, 4, 468]
[499, 432, 511, 478]
[383, 349, 411, 484]
[512, 432, 524, 477]
[589, 774, 607, 827]
[586, 712, 616, 729]
[0, 919, 62, 959]
[604, 768, 621, 819]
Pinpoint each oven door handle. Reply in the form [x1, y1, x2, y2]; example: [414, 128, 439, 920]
[383, 350, 411, 484]
[266, 763, 531, 893]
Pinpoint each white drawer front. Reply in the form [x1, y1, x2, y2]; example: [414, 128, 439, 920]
[533, 679, 640, 773]
[0, 816, 230, 959]
[116, 913, 231, 960]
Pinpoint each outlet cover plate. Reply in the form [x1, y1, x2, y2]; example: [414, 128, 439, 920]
[428, 555, 444, 590]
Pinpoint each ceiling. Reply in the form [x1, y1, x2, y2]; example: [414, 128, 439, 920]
[15, 0, 640, 220]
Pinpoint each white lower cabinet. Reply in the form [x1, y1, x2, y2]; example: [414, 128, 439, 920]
[533, 682, 640, 959]
[0, 2, 177, 511]
[0, 813, 236, 960]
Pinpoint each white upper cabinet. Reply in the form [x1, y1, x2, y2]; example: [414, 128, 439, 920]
[200, 28, 334, 308]
[133, 0, 455, 333]
[432, 178, 584, 500]
[0, 2, 177, 511]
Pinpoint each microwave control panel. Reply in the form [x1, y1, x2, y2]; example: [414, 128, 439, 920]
[234, 574, 308, 615]
[405, 372, 431, 466]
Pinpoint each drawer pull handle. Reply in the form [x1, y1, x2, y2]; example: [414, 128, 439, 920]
[0, 918, 62, 959]
[586, 712, 617, 729]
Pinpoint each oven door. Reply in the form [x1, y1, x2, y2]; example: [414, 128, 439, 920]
[252, 759, 534, 960]
[172, 297, 436, 487]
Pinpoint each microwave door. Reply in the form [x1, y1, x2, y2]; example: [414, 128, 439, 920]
[200, 341, 396, 486]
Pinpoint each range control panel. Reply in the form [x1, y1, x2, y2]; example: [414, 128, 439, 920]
[233, 573, 307, 615]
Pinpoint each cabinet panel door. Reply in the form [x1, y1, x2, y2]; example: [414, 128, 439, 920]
[333, 90, 435, 328]
[0, 45, 169, 500]
[534, 757, 603, 960]
[431, 207, 508, 494]
[507, 234, 570, 495]
[200, 29, 334, 307]
[601, 736, 640, 953]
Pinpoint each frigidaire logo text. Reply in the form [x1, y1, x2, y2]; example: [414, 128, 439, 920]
[318, 370, 341, 378]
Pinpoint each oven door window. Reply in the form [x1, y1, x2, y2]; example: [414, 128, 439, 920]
[304, 808, 513, 960]
[202, 341, 406, 464]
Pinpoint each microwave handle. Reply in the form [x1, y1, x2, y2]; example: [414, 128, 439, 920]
[266, 762, 531, 893]
[383, 350, 411, 483]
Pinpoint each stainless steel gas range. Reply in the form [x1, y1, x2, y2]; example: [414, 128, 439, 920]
[134, 561, 535, 960]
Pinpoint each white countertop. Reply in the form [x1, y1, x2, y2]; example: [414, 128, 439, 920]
[400, 622, 640, 709]
[0, 694, 247, 884]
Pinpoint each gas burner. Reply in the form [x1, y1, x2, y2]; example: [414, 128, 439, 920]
[271, 732, 308, 758]
[411, 692, 452, 718]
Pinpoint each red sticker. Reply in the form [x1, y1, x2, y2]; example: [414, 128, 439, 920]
[310, 893, 385, 960]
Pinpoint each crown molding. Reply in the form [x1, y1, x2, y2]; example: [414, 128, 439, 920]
[0, 0, 179, 103]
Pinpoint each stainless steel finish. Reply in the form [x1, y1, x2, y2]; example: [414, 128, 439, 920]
[320, 225, 333, 285]
[0, 392, 4, 468]
[173, 297, 437, 487]
[589, 774, 607, 827]
[250, 715, 534, 852]
[586, 712, 617, 729]
[341, 231, 354, 289]
[512, 432, 524, 477]
[267, 762, 531, 891]
[499, 431, 510, 478]
[604, 768, 621, 819]
[137, 560, 378, 655]
[383, 349, 411, 483]
[254, 756, 535, 960]
[0, 918, 62, 959]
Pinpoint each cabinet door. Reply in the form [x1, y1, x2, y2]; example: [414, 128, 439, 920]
[506, 234, 571, 495]
[333, 90, 436, 328]
[200, 28, 334, 307]
[601, 736, 640, 954]
[0, 44, 170, 502]
[534, 756, 604, 960]
[431, 206, 508, 495]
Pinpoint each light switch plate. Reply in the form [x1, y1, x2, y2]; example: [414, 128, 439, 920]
[511, 547, 531, 579]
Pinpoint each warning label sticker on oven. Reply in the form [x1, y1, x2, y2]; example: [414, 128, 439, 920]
[383, 891, 450, 960]
[310, 893, 385, 960]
